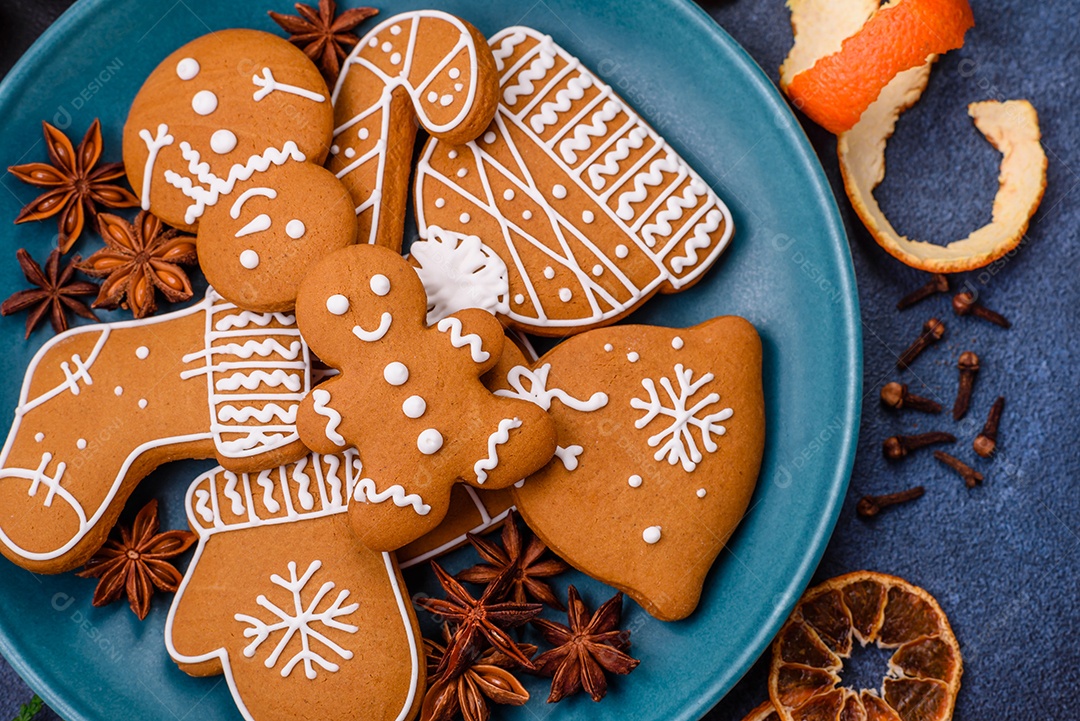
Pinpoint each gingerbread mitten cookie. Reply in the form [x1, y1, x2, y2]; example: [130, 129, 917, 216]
[167, 452, 423, 721]
[0, 289, 311, 573]
[485, 317, 764, 620]
[415, 28, 735, 336]
[294, 244, 556, 551]
[330, 11, 500, 248]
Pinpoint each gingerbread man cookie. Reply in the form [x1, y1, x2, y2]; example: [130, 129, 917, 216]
[125, 29, 358, 312]
[294, 244, 556, 551]
[485, 316, 764, 620]
[415, 28, 735, 336]
[168, 451, 423, 721]
[330, 11, 500, 249]
[0, 289, 312, 573]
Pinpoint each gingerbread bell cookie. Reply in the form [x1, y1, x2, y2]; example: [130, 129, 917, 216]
[415, 28, 735, 336]
[485, 317, 764, 620]
[167, 451, 423, 721]
[330, 11, 500, 248]
[294, 244, 556, 551]
[124, 29, 357, 311]
[0, 290, 312, 573]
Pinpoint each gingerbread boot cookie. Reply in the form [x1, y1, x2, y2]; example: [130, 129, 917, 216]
[167, 451, 423, 721]
[294, 244, 556, 551]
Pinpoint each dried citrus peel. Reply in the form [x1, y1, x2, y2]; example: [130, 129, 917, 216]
[782, 0, 974, 134]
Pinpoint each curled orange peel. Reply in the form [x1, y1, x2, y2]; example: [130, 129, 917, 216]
[781, 0, 974, 134]
[782, 0, 1048, 273]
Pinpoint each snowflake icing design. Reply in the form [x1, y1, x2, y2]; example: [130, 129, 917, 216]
[630, 363, 733, 472]
[234, 560, 359, 680]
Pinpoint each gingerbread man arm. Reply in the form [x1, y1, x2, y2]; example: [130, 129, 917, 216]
[434, 308, 505, 375]
[459, 397, 557, 491]
[297, 378, 352, 455]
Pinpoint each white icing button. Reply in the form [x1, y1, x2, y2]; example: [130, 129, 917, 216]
[76, 438, 87, 450]
[417, 428, 443, 455]
[615, 244, 629, 259]
[456, 168, 468, 178]
[672, 336, 685, 350]
[627, 352, 640, 362]
[522, 210, 533, 220]
[592, 264, 603, 277]
[559, 288, 572, 302]
[114, 386, 123, 396]
[582, 210, 595, 223]
[239, 249, 260, 269]
[435, 198, 446, 208]
[384, 362, 409, 386]
[286, 219, 306, 239]
[402, 395, 427, 419]
[358, 127, 370, 140]
[448, 150, 458, 159]
[484, 132, 497, 144]
[370, 274, 391, 296]
[210, 129, 237, 154]
[448, 67, 461, 79]
[330, 144, 340, 154]
[34, 432, 44, 442]
[136, 346, 149, 360]
[503, 189, 515, 201]
[390, 52, 402, 65]
[543, 266, 555, 279]
[326, 294, 350, 315]
[427, 91, 438, 103]
[628, 474, 642, 488]
[460, 212, 471, 223]
[604, 343, 613, 352]
[192, 90, 218, 116]
[514, 293, 525, 304]
[344, 147, 356, 158]
[139, 399, 148, 409]
[381, 41, 393, 52]
[697, 488, 707, 498]
[643, 526, 662, 544]
[176, 57, 200, 80]
[440, 94, 454, 107]
[552, 184, 567, 199]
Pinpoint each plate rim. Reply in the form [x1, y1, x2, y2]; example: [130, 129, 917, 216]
[0, 1, 862, 719]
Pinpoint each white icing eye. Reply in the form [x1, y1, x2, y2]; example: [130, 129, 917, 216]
[192, 90, 218, 115]
[176, 57, 200, 80]
[369, 274, 390, 296]
[326, 294, 350, 315]
[417, 429, 443, 455]
[643, 526, 662, 544]
[239, 249, 260, 269]
[210, 129, 237, 154]
[383, 361, 408, 386]
[402, 395, 426, 419]
[286, 219, 306, 239]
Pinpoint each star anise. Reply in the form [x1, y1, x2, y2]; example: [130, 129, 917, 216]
[415, 562, 542, 679]
[76, 499, 196, 620]
[8, 119, 138, 253]
[421, 624, 534, 721]
[532, 586, 640, 703]
[269, 0, 379, 85]
[457, 509, 570, 610]
[1, 248, 98, 338]
[77, 210, 197, 319]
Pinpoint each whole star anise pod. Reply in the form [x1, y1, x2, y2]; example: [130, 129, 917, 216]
[421, 624, 534, 721]
[77, 210, 197, 319]
[532, 586, 640, 703]
[415, 562, 542, 679]
[269, 0, 379, 85]
[1, 248, 98, 338]
[77, 499, 196, 620]
[9, 119, 138, 253]
[457, 510, 569, 610]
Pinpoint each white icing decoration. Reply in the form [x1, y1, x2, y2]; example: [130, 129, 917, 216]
[503, 189, 515, 200]
[344, 147, 356, 158]
[697, 488, 707, 498]
[514, 294, 525, 304]
[552, 184, 567, 199]
[503, 38, 555, 105]
[554, 445, 582, 471]
[234, 560, 358, 679]
[416, 429, 443, 455]
[137, 124, 174, 211]
[672, 336, 684, 349]
[641, 180, 708, 246]
[631, 364, 734, 472]
[286, 219, 306, 239]
[192, 90, 218, 115]
[449, 67, 460, 78]
[355, 477, 431, 515]
[589, 126, 648, 190]
[357, 128, 369, 140]
[402, 395, 426, 419]
[592, 265, 603, 276]
[34, 433, 44, 443]
[138, 399, 148, 409]
[495, 364, 608, 412]
[215, 370, 302, 392]
[435, 198, 446, 208]
[484, 132, 497, 144]
[391, 52, 402, 65]
[628, 474, 642, 488]
[615, 244, 629, 259]
[532, 75, 593, 134]
[436, 317, 489, 362]
[210, 129, 237, 154]
[604, 344, 613, 352]
[176, 57, 200, 80]
[217, 403, 298, 424]
[456, 168, 467, 178]
[369, 274, 391, 296]
[627, 352, 640, 362]
[351, 312, 391, 342]
[239, 249, 260, 269]
[474, 418, 521, 484]
[76, 439, 87, 450]
[223, 472, 245, 515]
[643, 526, 662, 544]
[459, 212, 470, 223]
[252, 67, 326, 103]
[391, 25, 402, 35]
[558, 288, 572, 302]
[582, 210, 595, 223]
[383, 362, 409, 386]
[235, 214, 271, 238]
[411, 228, 510, 325]
[440, 95, 454, 107]
[229, 187, 277, 218]
[522, 210, 533, 220]
[563, 100, 621, 164]
[671, 209, 725, 273]
[114, 386, 123, 396]
[543, 266, 555, 280]
[136, 346, 149, 360]
[326, 294, 350, 315]
[312, 389, 346, 447]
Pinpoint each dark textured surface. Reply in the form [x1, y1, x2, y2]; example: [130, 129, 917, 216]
[0, 0, 1076, 719]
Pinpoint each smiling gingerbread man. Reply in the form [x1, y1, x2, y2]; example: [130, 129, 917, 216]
[294, 244, 556, 551]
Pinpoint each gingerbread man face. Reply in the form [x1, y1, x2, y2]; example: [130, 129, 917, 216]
[295, 244, 556, 551]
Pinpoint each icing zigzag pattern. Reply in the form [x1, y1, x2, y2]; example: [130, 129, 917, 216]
[616, 152, 680, 220]
[671, 208, 725, 273]
[561, 100, 620, 164]
[588, 127, 647, 189]
[641, 181, 708, 247]
[504, 42, 556, 105]
[531, 74, 593, 133]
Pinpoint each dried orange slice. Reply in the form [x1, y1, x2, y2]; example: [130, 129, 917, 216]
[781, 0, 974, 134]
[742, 701, 781, 721]
[768, 571, 962, 721]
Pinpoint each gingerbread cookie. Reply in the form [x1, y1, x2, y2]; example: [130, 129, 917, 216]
[414, 28, 735, 336]
[485, 317, 764, 620]
[330, 11, 500, 248]
[294, 244, 556, 551]
[167, 451, 423, 721]
[397, 484, 515, 568]
[0, 288, 311, 573]
[124, 29, 358, 312]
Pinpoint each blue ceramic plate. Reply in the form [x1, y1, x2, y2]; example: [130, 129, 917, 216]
[0, 1, 860, 719]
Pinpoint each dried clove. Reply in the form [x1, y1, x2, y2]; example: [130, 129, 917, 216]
[857, 486, 926, 517]
[934, 451, 984, 488]
[896, 318, 945, 370]
[952, 351, 980, 421]
[974, 396, 1005, 458]
[883, 432, 957, 460]
[952, 291, 1011, 328]
[880, 382, 943, 414]
[897, 274, 949, 310]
